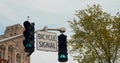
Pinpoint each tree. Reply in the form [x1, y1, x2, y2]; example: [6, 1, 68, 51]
[68, 4, 120, 63]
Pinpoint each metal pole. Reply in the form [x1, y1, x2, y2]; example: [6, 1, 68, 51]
[0, 26, 66, 43]
[35, 26, 66, 33]
[0, 30, 40, 43]
[0, 34, 23, 43]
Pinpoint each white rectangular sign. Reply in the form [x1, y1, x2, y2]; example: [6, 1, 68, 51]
[36, 31, 57, 52]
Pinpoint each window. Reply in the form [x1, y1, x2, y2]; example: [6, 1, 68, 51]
[16, 54, 21, 63]
[14, 33, 17, 35]
[10, 34, 13, 36]
[0, 45, 5, 51]
[0, 51, 4, 63]
[8, 45, 13, 63]
[0, 45, 5, 59]
[16, 26, 18, 29]
[8, 56, 12, 63]
[8, 45, 13, 53]
[16, 59, 20, 63]
[0, 51, 4, 59]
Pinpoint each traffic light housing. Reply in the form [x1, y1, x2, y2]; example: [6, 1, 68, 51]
[23, 21, 35, 56]
[58, 34, 68, 62]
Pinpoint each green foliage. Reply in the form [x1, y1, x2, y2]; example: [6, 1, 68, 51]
[68, 4, 120, 63]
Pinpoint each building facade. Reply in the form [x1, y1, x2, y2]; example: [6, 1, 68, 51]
[0, 24, 30, 63]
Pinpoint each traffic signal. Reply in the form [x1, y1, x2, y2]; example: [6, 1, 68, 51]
[58, 34, 68, 62]
[23, 21, 35, 56]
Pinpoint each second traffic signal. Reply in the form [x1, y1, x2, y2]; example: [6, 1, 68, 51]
[23, 21, 35, 56]
[58, 34, 68, 62]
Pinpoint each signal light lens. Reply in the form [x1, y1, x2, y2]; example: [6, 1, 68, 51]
[59, 54, 67, 59]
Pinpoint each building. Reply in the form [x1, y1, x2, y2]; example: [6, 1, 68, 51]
[0, 24, 30, 63]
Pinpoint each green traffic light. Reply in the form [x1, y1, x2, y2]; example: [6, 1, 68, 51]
[60, 54, 66, 59]
[26, 43, 32, 48]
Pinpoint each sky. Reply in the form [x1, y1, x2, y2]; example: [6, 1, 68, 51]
[0, 0, 120, 63]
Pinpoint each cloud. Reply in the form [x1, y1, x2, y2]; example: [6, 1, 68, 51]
[30, 0, 70, 13]
[0, 1, 17, 21]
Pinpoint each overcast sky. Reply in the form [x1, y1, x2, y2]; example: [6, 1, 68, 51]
[0, 0, 120, 63]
